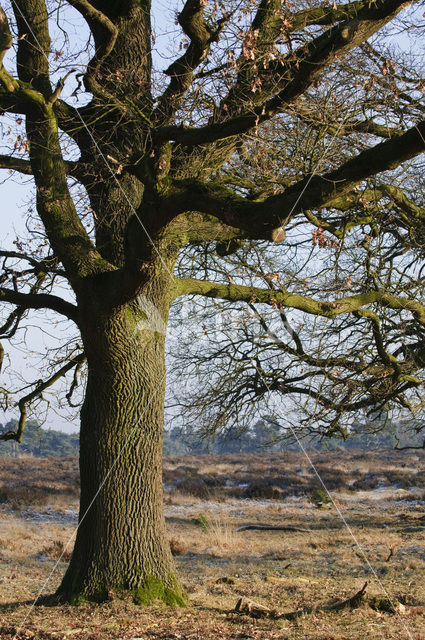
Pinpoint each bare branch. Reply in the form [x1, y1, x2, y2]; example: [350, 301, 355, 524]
[154, 0, 223, 126]
[155, 0, 412, 145]
[396, 440, 425, 450]
[65, 355, 85, 407]
[0, 250, 63, 274]
[11, 0, 52, 96]
[168, 120, 425, 240]
[175, 277, 425, 326]
[381, 184, 425, 220]
[0, 352, 86, 442]
[0, 6, 12, 64]
[0, 154, 32, 174]
[0, 286, 78, 320]
[0, 154, 81, 176]
[66, 0, 118, 95]
[0, 7, 109, 279]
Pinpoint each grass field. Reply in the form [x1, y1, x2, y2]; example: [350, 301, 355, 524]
[1, 449, 424, 639]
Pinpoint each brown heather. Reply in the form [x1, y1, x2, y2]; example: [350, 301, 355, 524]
[1, 448, 425, 639]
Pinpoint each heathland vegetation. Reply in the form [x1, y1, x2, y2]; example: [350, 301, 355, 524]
[1, 449, 424, 639]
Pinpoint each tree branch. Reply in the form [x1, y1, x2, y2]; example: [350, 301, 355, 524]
[0, 7, 45, 102]
[66, 0, 118, 95]
[294, 105, 402, 139]
[154, 0, 222, 127]
[166, 212, 247, 247]
[175, 277, 425, 325]
[0, 352, 86, 442]
[0, 153, 82, 177]
[0, 154, 32, 174]
[274, 376, 420, 414]
[11, 0, 52, 96]
[247, 303, 397, 378]
[0, 250, 63, 273]
[0, 6, 109, 279]
[155, 0, 412, 145]
[252, 0, 390, 44]
[168, 120, 425, 240]
[381, 183, 425, 220]
[0, 286, 78, 321]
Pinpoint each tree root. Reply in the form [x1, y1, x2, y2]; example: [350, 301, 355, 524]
[235, 582, 369, 619]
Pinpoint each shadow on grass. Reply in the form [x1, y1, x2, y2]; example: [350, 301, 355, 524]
[0, 591, 75, 614]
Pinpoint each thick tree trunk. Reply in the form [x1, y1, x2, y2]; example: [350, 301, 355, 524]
[57, 280, 185, 605]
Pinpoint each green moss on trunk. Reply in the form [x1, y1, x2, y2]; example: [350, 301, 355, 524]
[132, 574, 188, 607]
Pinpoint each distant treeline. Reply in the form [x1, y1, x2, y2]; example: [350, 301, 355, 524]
[0, 417, 422, 458]
[0, 420, 79, 457]
[163, 418, 424, 455]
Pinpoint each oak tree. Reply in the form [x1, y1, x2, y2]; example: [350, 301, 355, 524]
[0, 0, 424, 604]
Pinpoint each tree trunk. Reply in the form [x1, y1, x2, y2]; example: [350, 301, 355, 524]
[57, 278, 185, 605]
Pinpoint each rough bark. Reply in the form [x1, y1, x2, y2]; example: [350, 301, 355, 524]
[58, 273, 186, 604]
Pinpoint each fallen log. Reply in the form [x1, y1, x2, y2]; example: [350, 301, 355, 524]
[369, 595, 406, 615]
[234, 582, 369, 620]
[234, 597, 278, 618]
[236, 524, 311, 533]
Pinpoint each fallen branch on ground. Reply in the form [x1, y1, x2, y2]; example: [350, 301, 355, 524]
[236, 524, 311, 533]
[385, 546, 395, 562]
[234, 582, 369, 619]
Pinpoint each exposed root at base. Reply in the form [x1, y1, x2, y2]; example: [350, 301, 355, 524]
[233, 582, 401, 620]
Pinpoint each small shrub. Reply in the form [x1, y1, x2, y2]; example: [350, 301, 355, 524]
[6, 486, 50, 507]
[216, 576, 235, 584]
[207, 517, 241, 553]
[245, 483, 283, 500]
[309, 488, 332, 508]
[350, 476, 378, 491]
[176, 479, 212, 499]
[313, 466, 349, 490]
[191, 513, 210, 531]
[176, 465, 199, 476]
[40, 540, 72, 561]
[414, 471, 425, 487]
[169, 537, 187, 556]
[202, 475, 227, 487]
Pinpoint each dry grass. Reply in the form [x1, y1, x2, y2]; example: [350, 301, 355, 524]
[0, 456, 79, 508]
[1, 448, 425, 639]
[162, 448, 425, 501]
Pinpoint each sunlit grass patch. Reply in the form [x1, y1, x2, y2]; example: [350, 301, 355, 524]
[0, 448, 424, 639]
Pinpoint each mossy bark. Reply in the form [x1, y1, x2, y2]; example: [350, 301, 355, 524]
[57, 277, 185, 605]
